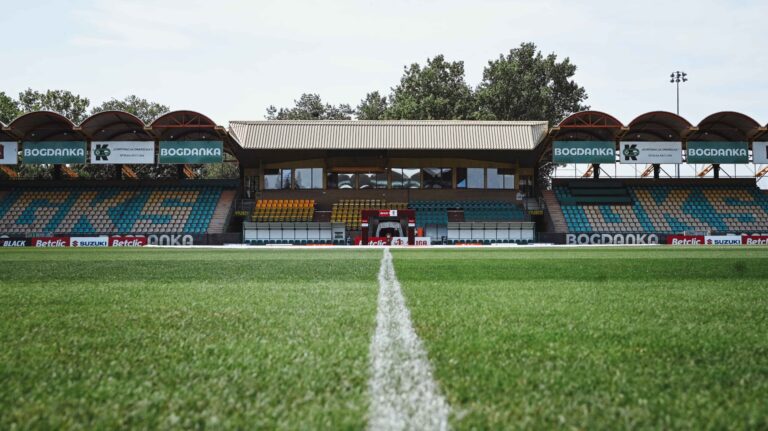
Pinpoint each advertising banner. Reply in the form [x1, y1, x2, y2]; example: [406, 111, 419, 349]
[414, 237, 431, 246]
[566, 233, 660, 245]
[0, 237, 29, 247]
[666, 235, 705, 245]
[22, 141, 87, 164]
[70, 236, 109, 247]
[109, 236, 147, 247]
[91, 141, 154, 164]
[159, 140, 223, 164]
[742, 235, 768, 245]
[0, 142, 18, 165]
[619, 141, 683, 164]
[32, 237, 70, 247]
[390, 237, 408, 246]
[752, 142, 768, 164]
[553, 141, 615, 164]
[704, 235, 742, 245]
[686, 141, 748, 164]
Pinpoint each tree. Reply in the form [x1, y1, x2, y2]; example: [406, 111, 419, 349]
[17, 89, 90, 123]
[475, 42, 588, 124]
[0, 92, 20, 124]
[385, 55, 475, 120]
[90, 95, 170, 123]
[266, 94, 354, 120]
[356, 91, 388, 120]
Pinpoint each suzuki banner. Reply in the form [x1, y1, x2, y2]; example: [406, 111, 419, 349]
[553, 141, 615, 164]
[686, 141, 748, 164]
[752, 142, 768, 164]
[0, 142, 18, 165]
[91, 141, 154, 164]
[159, 140, 223, 164]
[620, 141, 683, 164]
[70, 236, 109, 247]
[22, 141, 87, 164]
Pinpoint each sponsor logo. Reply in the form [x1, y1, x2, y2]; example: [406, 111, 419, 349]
[687, 148, 747, 157]
[34, 237, 69, 247]
[414, 237, 431, 246]
[667, 235, 705, 245]
[93, 144, 111, 161]
[566, 233, 659, 245]
[1, 239, 29, 247]
[159, 148, 221, 157]
[23, 148, 85, 157]
[70, 236, 109, 247]
[109, 236, 147, 247]
[553, 147, 614, 157]
[622, 144, 640, 161]
[147, 234, 194, 246]
[744, 236, 768, 245]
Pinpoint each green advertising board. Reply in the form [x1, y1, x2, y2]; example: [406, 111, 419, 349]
[553, 141, 615, 164]
[686, 141, 748, 164]
[159, 141, 223, 164]
[22, 141, 87, 164]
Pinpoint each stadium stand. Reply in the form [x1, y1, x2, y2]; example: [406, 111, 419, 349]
[409, 200, 527, 227]
[556, 183, 768, 234]
[251, 199, 315, 222]
[0, 184, 231, 236]
[331, 199, 407, 229]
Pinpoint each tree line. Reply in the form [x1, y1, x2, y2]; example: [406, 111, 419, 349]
[266, 42, 588, 126]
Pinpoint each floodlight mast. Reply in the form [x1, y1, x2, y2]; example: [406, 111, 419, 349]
[670, 71, 688, 115]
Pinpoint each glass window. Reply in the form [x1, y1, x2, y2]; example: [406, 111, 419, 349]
[487, 168, 515, 189]
[295, 168, 323, 189]
[264, 169, 281, 190]
[359, 172, 387, 189]
[422, 168, 451, 189]
[281, 168, 292, 189]
[392, 168, 421, 189]
[328, 172, 356, 189]
[457, 168, 484, 189]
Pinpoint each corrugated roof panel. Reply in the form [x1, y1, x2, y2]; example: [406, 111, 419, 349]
[228, 120, 548, 151]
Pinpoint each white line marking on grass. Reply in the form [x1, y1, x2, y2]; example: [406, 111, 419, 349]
[368, 247, 451, 431]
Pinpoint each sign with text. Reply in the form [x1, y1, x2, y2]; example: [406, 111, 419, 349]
[22, 141, 87, 164]
[159, 140, 223, 164]
[91, 141, 154, 164]
[553, 141, 615, 164]
[686, 141, 748, 164]
[620, 141, 682, 164]
[0, 142, 18, 165]
[70, 236, 109, 247]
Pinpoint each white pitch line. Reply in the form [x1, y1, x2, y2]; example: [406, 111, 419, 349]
[368, 248, 451, 431]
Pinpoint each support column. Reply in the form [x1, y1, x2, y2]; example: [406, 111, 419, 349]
[653, 164, 660, 179]
[713, 164, 720, 179]
[593, 164, 600, 179]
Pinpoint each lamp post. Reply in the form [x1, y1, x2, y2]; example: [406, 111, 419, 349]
[670, 71, 688, 115]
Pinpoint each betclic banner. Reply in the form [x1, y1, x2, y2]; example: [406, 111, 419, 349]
[90, 141, 154, 164]
[620, 141, 683, 164]
[22, 141, 87, 164]
[0, 142, 18, 165]
[553, 141, 615, 164]
[159, 140, 223, 164]
[686, 141, 748, 164]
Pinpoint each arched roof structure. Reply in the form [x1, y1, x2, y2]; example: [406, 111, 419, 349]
[6, 111, 82, 141]
[625, 111, 693, 141]
[79, 111, 153, 141]
[551, 111, 625, 141]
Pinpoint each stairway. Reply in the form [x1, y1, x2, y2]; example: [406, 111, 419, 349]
[208, 190, 237, 234]
[542, 190, 568, 233]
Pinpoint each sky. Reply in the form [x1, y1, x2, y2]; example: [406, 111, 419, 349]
[2, 0, 767, 127]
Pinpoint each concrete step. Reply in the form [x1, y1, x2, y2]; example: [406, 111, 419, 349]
[208, 190, 237, 234]
[542, 190, 568, 233]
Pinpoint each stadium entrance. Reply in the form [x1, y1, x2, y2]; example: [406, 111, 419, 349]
[360, 209, 416, 245]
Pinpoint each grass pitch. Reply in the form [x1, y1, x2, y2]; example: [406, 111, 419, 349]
[1, 247, 767, 430]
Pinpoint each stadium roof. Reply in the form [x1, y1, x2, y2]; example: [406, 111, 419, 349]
[228, 120, 549, 151]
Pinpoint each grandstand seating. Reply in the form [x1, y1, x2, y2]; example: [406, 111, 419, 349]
[0, 185, 225, 236]
[252, 199, 314, 222]
[330, 200, 407, 230]
[409, 200, 526, 227]
[556, 184, 768, 234]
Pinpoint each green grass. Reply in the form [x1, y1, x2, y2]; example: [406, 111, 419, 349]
[0, 248, 379, 430]
[2, 247, 767, 430]
[392, 247, 768, 430]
